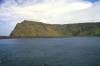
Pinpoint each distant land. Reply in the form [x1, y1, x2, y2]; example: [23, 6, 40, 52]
[0, 36, 10, 39]
[10, 20, 100, 38]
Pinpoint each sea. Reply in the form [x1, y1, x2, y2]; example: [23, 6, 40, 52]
[0, 37, 100, 66]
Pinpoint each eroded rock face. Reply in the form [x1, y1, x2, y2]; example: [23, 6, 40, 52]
[10, 20, 100, 38]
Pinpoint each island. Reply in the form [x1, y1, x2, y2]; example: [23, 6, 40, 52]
[10, 20, 100, 38]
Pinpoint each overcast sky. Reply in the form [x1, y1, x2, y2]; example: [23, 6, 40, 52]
[0, 0, 100, 36]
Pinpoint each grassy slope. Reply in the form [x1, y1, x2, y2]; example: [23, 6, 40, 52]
[10, 20, 100, 37]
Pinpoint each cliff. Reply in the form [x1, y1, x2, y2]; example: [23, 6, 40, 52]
[10, 20, 100, 37]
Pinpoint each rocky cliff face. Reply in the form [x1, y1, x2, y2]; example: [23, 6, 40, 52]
[10, 20, 100, 37]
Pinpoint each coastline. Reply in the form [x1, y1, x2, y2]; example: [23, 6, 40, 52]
[0, 36, 100, 39]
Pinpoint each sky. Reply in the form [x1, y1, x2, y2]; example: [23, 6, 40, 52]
[0, 0, 100, 36]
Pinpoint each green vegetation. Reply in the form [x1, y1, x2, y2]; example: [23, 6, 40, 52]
[10, 20, 100, 37]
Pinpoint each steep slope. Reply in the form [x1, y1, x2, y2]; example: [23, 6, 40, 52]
[10, 20, 61, 37]
[10, 20, 100, 37]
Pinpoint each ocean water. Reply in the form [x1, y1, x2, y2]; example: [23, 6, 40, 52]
[0, 37, 100, 66]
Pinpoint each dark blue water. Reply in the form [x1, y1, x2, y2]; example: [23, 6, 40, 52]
[0, 37, 100, 66]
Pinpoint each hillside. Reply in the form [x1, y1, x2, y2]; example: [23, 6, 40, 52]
[10, 20, 100, 37]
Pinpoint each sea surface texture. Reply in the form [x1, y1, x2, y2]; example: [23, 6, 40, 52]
[0, 37, 100, 66]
